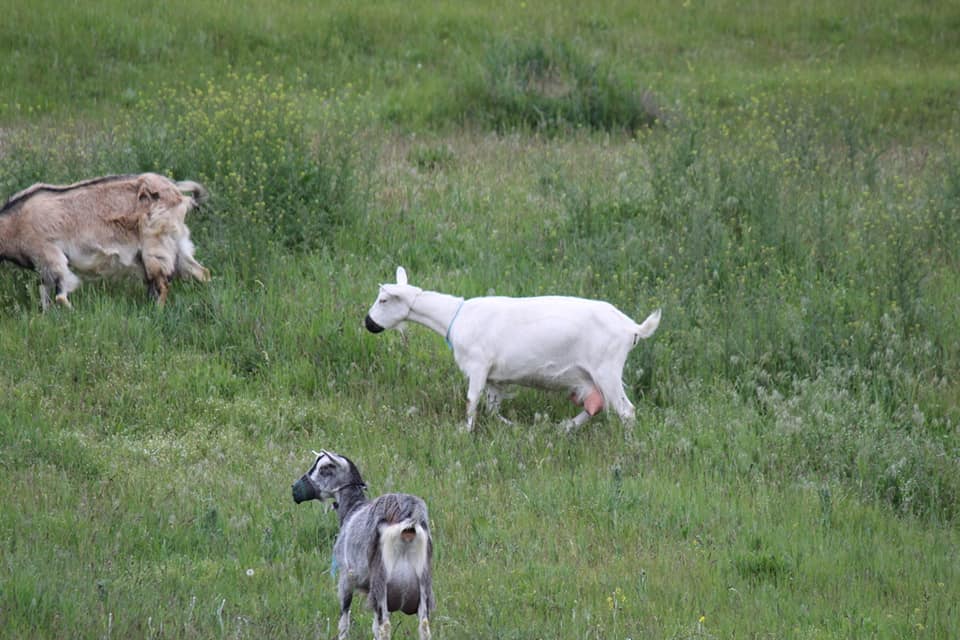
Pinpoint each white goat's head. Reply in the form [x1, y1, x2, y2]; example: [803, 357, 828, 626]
[364, 266, 421, 333]
[291, 449, 365, 504]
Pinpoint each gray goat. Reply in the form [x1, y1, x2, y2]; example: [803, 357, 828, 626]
[0, 173, 210, 309]
[292, 450, 434, 640]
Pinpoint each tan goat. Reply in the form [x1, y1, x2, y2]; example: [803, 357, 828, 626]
[0, 173, 210, 309]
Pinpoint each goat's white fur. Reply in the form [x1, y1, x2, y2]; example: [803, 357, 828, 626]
[365, 266, 661, 432]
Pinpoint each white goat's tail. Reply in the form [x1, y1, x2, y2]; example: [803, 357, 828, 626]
[379, 519, 431, 576]
[634, 308, 662, 342]
[176, 180, 209, 206]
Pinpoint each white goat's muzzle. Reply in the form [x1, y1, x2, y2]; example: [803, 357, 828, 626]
[365, 314, 386, 333]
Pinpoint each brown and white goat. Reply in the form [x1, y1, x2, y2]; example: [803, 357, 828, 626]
[0, 173, 210, 309]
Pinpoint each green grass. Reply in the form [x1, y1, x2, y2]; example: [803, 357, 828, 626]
[2, 1, 959, 638]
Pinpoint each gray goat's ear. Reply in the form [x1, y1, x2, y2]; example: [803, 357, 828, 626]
[312, 450, 322, 458]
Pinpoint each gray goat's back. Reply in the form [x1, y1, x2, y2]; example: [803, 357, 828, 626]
[334, 493, 430, 582]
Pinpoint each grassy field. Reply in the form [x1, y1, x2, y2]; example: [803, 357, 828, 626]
[1, 1, 959, 638]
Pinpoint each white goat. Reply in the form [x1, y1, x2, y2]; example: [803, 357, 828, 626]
[365, 267, 661, 432]
[292, 450, 435, 640]
[0, 173, 210, 309]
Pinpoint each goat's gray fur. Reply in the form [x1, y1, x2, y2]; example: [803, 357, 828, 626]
[292, 450, 434, 640]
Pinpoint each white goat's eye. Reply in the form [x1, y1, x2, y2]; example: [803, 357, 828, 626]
[379, 298, 388, 304]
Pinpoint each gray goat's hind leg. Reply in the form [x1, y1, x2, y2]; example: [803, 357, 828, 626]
[418, 571, 434, 640]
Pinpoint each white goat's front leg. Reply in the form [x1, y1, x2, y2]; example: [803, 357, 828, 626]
[464, 367, 490, 432]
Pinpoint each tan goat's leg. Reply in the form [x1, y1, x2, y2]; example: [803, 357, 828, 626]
[147, 276, 169, 306]
[40, 247, 80, 309]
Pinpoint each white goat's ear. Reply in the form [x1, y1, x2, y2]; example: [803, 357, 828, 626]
[396, 266, 408, 286]
[312, 450, 323, 458]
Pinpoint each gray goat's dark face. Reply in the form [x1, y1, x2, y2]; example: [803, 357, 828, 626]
[291, 450, 355, 504]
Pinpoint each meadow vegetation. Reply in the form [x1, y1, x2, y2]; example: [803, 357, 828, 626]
[1, 1, 958, 638]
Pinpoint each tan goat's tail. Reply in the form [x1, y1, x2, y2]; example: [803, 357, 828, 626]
[176, 180, 209, 206]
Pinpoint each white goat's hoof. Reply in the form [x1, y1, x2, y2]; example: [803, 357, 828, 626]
[561, 419, 578, 434]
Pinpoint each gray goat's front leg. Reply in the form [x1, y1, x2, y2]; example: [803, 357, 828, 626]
[336, 577, 353, 640]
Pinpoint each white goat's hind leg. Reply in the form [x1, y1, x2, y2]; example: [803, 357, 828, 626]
[563, 410, 593, 434]
[597, 375, 636, 425]
[485, 384, 513, 425]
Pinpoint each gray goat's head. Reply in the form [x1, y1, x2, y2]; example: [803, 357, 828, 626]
[291, 449, 365, 504]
